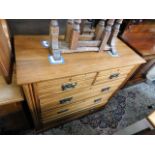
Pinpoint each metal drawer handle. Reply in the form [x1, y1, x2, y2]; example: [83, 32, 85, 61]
[109, 73, 120, 79]
[57, 109, 69, 114]
[59, 97, 73, 104]
[62, 82, 77, 91]
[101, 87, 110, 92]
[94, 98, 102, 104]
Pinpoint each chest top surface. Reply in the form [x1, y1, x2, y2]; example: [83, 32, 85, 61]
[14, 35, 145, 85]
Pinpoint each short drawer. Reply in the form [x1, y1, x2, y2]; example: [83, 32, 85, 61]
[39, 78, 125, 111]
[41, 94, 109, 123]
[37, 72, 96, 95]
[94, 66, 133, 85]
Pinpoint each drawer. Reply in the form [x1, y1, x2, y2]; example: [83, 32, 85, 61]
[40, 78, 125, 111]
[37, 72, 96, 95]
[41, 94, 109, 123]
[94, 66, 133, 85]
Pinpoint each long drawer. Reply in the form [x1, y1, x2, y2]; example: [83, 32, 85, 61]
[41, 94, 109, 123]
[39, 78, 125, 111]
[42, 101, 107, 126]
[37, 72, 96, 95]
[94, 65, 133, 85]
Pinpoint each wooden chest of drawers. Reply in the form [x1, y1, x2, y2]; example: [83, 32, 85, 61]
[14, 35, 145, 131]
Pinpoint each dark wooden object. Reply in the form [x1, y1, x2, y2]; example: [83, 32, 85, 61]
[120, 20, 155, 85]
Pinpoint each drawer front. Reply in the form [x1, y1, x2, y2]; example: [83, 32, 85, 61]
[41, 94, 109, 123]
[94, 66, 133, 85]
[37, 72, 96, 95]
[40, 78, 125, 111]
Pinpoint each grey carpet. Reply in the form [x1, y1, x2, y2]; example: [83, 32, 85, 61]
[33, 82, 155, 135]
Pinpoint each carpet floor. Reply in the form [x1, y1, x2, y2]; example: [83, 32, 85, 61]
[28, 82, 155, 135]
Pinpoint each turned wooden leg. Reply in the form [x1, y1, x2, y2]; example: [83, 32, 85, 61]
[49, 20, 59, 51]
[65, 19, 74, 42]
[108, 19, 123, 47]
[95, 19, 106, 40]
[99, 19, 115, 52]
[70, 20, 81, 50]
[49, 20, 62, 61]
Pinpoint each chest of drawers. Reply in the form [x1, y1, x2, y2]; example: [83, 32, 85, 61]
[14, 35, 145, 131]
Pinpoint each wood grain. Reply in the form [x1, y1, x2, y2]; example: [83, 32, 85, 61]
[14, 35, 146, 130]
[0, 73, 24, 105]
[122, 32, 155, 57]
[15, 36, 145, 85]
[39, 78, 126, 111]
[0, 19, 12, 83]
[120, 21, 155, 85]
[41, 95, 108, 123]
[22, 84, 41, 129]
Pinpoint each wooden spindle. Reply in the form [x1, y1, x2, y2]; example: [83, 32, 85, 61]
[70, 20, 81, 50]
[80, 19, 86, 34]
[65, 19, 74, 42]
[49, 20, 59, 51]
[74, 19, 81, 25]
[99, 19, 115, 51]
[108, 19, 123, 47]
[49, 20, 62, 61]
[95, 19, 106, 40]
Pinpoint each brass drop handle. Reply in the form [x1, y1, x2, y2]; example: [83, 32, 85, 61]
[62, 82, 77, 91]
[109, 73, 120, 79]
[57, 109, 69, 114]
[101, 87, 110, 92]
[59, 97, 73, 104]
[94, 98, 102, 104]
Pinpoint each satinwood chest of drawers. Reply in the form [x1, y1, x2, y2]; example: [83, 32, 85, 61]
[14, 35, 145, 131]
